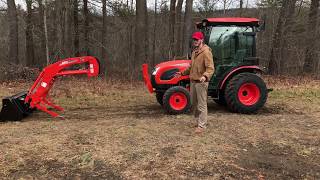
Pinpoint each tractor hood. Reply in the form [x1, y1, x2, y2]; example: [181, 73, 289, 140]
[153, 60, 191, 75]
[155, 60, 191, 68]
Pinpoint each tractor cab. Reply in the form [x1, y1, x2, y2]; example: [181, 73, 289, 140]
[197, 18, 261, 90]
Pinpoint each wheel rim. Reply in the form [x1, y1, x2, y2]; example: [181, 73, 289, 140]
[169, 92, 187, 110]
[238, 83, 260, 106]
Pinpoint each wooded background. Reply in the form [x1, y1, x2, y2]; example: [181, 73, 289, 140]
[0, 0, 319, 80]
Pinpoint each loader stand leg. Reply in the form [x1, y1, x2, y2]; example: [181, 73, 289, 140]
[34, 104, 60, 118]
[43, 98, 64, 111]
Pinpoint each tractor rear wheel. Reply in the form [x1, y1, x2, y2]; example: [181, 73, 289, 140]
[225, 73, 267, 113]
[156, 92, 164, 106]
[163, 86, 191, 114]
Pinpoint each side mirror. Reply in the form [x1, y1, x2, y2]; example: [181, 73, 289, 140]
[257, 14, 266, 32]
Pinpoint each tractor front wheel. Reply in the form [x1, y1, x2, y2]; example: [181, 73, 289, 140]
[163, 86, 191, 114]
[225, 73, 267, 113]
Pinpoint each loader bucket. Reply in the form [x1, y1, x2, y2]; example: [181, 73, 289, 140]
[0, 91, 33, 121]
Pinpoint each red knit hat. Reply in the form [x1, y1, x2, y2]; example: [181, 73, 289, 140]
[192, 31, 204, 40]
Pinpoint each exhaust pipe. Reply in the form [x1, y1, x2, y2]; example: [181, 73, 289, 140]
[0, 91, 33, 121]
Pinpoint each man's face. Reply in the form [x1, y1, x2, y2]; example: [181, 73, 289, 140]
[193, 38, 203, 48]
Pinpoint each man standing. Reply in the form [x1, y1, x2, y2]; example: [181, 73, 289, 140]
[176, 31, 214, 134]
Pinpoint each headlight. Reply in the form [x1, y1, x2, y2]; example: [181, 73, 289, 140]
[152, 67, 160, 75]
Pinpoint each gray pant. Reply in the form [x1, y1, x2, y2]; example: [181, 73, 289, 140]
[190, 82, 209, 128]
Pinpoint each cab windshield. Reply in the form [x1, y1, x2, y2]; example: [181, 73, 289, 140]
[204, 26, 254, 65]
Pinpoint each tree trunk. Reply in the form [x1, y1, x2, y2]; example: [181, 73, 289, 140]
[101, 0, 107, 76]
[7, 0, 19, 64]
[43, 0, 49, 66]
[168, 0, 176, 58]
[64, 0, 72, 57]
[239, 0, 243, 17]
[174, 0, 183, 57]
[25, 0, 35, 67]
[73, 0, 80, 57]
[279, 0, 297, 74]
[83, 0, 89, 55]
[56, 0, 65, 59]
[135, 0, 148, 74]
[144, 0, 149, 62]
[268, 0, 288, 75]
[182, 0, 193, 58]
[303, 0, 319, 73]
[152, 0, 158, 66]
[37, 0, 47, 68]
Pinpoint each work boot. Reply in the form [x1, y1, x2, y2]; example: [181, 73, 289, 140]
[194, 127, 205, 134]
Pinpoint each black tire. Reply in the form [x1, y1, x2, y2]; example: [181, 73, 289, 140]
[225, 73, 267, 114]
[213, 91, 227, 106]
[156, 92, 164, 106]
[163, 86, 191, 114]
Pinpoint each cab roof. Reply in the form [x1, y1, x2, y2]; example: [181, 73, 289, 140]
[197, 17, 260, 28]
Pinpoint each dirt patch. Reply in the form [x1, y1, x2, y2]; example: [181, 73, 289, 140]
[238, 141, 320, 179]
[7, 157, 122, 179]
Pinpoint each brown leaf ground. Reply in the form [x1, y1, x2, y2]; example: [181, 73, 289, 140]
[0, 77, 319, 179]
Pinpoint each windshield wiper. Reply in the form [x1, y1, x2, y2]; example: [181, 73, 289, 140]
[217, 29, 229, 43]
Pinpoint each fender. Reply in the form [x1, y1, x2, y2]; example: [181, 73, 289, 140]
[219, 65, 264, 89]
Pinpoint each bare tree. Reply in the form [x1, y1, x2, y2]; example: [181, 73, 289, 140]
[7, 0, 19, 64]
[168, 0, 176, 58]
[239, 0, 243, 16]
[197, 0, 217, 18]
[219, 0, 233, 14]
[135, 0, 148, 72]
[36, 0, 47, 67]
[268, 0, 297, 75]
[182, 0, 193, 57]
[74, 0, 80, 57]
[25, 0, 35, 67]
[101, 0, 107, 76]
[279, 0, 297, 74]
[64, 1, 73, 58]
[174, 0, 183, 57]
[152, 0, 158, 66]
[303, 0, 319, 73]
[43, 0, 49, 65]
[83, 0, 89, 55]
[56, 0, 65, 59]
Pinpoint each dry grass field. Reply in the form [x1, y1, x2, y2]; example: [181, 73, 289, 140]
[0, 76, 319, 179]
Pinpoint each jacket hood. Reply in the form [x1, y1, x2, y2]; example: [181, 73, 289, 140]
[195, 44, 211, 55]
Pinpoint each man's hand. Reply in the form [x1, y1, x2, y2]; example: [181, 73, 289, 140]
[200, 76, 206, 83]
[174, 71, 182, 78]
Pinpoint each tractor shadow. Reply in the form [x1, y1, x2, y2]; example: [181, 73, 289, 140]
[21, 101, 233, 122]
[207, 101, 230, 114]
[64, 103, 166, 120]
[19, 101, 294, 123]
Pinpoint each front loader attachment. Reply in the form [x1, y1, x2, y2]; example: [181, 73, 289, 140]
[0, 91, 33, 121]
[0, 56, 100, 121]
